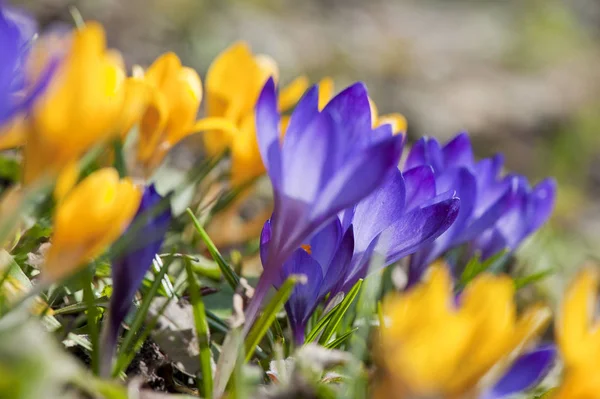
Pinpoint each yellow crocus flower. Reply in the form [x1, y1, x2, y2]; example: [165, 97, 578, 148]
[20, 23, 127, 184]
[553, 267, 600, 399]
[203, 41, 309, 185]
[317, 77, 407, 134]
[375, 265, 550, 399]
[43, 168, 141, 282]
[123, 52, 235, 176]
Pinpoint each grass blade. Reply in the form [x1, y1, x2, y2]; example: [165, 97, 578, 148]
[318, 280, 363, 346]
[304, 301, 342, 343]
[324, 327, 358, 349]
[81, 266, 100, 375]
[184, 258, 213, 398]
[186, 208, 240, 291]
[244, 275, 299, 362]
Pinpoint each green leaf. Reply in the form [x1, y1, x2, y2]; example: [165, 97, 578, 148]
[112, 138, 127, 178]
[244, 276, 299, 362]
[185, 258, 213, 398]
[186, 208, 240, 291]
[459, 249, 509, 287]
[81, 266, 100, 375]
[305, 302, 342, 343]
[514, 269, 553, 290]
[324, 327, 358, 349]
[319, 280, 363, 346]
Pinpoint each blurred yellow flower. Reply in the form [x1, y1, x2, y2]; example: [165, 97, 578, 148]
[375, 265, 550, 399]
[124, 52, 236, 176]
[554, 267, 600, 399]
[43, 168, 141, 282]
[317, 77, 407, 134]
[18, 23, 128, 184]
[203, 41, 308, 185]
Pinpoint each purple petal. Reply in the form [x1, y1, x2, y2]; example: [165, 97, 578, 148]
[281, 111, 332, 204]
[425, 139, 444, 173]
[309, 218, 342, 269]
[311, 134, 403, 222]
[404, 137, 427, 170]
[279, 249, 324, 345]
[106, 185, 172, 369]
[281, 85, 320, 153]
[260, 219, 272, 265]
[442, 131, 473, 168]
[321, 82, 372, 146]
[527, 178, 556, 232]
[352, 170, 406, 254]
[482, 345, 556, 399]
[320, 227, 355, 298]
[383, 197, 460, 264]
[403, 165, 436, 212]
[476, 227, 508, 260]
[256, 78, 282, 188]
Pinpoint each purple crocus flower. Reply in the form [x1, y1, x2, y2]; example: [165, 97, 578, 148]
[481, 344, 556, 399]
[247, 78, 404, 331]
[101, 184, 172, 375]
[405, 133, 556, 286]
[267, 167, 460, 344]
[0, 4, 52, 126]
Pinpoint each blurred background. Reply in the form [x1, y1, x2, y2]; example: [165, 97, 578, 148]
[12, 0, 600, 299]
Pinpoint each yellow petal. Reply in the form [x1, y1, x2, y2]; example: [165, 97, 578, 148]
[318, 77, 334, 110]
[378, 113, 407, 135]
[278, 75, 309, 112]
[557, 267, 600, 368]
[0, 117, 27, 150]
[44, 168, 141, 282]
[53, 161, 79, 203]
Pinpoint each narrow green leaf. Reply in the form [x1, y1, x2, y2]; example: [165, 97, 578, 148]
[81, 267, 100, 375]
[459, 249, 508, 287]
[185, 258, 213, 399]
[112, 139, 127, 178]
[324, 327, 358, 349]
[186, 208, 240, 291]
[112, 256, 171, 377]
[319, 279, 363, 346]
[514, 269, 553, 290]
[244, 276, 299, 362]
[305, 301, 342, 343]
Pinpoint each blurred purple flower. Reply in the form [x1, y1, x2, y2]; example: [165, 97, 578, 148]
[101, 184, 171, 375]
[246, 78, 404, 331]
[267, 168, 459, 344]
[0, 4, 52, 126]
[405, 133, 556, 286]
[481, 344, 556, 399]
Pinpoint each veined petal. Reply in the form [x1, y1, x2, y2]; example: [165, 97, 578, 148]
[442, 131, 473, 168]
[403, 165, 436, 212]
[255, 78, 282, 188]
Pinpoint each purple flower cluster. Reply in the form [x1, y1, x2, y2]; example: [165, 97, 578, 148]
[252, 80, 556, 343]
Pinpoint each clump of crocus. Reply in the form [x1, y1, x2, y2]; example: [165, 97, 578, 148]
[405, 133, 556, 286]
[202, 41, 309, 185]
[123, 52, 236, 176]
[553, 266, 600, 398]
[43, 168, 141, 282]
[101, 184, 171, 376]
[374, 265, 554, 399]
[247, 79, 404, 331]
[268, 167, 460, 344]
[19, 22, 128, 184]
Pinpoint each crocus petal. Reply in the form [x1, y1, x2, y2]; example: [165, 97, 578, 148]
[278, 249, 324, 344]
[101, 184, 171, 376]
[403, 165, 436, 212]
[311, 134, 403, 222]
[255, 77, 282, 188]
[527, 178, 556, 232]
[442, 131, 473, 168]
[309, 218, 342, 269]
[321, 82, 372, 147]
[320, 227, 355, 298]
[352, 170, 406, 254]
[260, 219, 272, 265]
[482, 345, 556, 399]
[404, 137, 427, 170]
[281, 85, 320, 152]
[384, 197, 460, 265]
